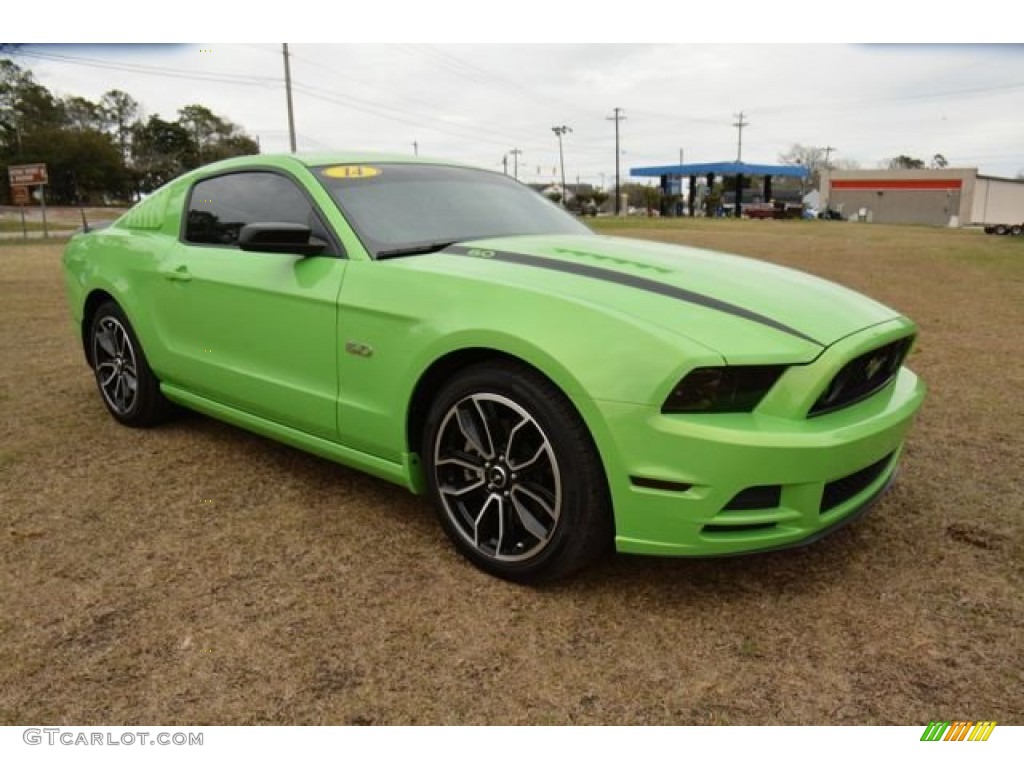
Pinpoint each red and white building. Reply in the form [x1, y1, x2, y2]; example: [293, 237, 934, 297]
[819, 168, 1024, 227]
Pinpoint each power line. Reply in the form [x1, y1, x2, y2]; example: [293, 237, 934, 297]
[14, 48, 273, 88]
[627, 108, 731, 127]
[254, 130, 334, 150]
[751, 79, 1024, 116]
[394, 44, 600, 117]
[290, 83, 545, 151]
[22, 45, 541, 156]
[13, 46, 614, 163]
[289, 48, 481, 119]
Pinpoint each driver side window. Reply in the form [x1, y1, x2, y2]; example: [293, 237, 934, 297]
[185, 171, 335, 253]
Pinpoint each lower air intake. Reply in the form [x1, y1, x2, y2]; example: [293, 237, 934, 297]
[820, 453, 893, 513]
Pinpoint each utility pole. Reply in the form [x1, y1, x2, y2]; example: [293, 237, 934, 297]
[282, 43, 297, 153]
[502, 154, 508, 175]
[509, 148, 522, 180]
[413, 140, 419, 156]
[733, 111, 748, 162]
[823, 145, 836, 169]
[552, 126, 571, 207]
[606, 107, 625, 215]
[679, 147, 684, 166]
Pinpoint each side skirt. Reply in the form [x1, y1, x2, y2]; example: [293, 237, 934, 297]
[161, 383, 419, 492]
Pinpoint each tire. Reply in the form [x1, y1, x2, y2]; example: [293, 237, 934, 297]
[994, 224, 1009, 235]
[421, 360, 613, 583]
[88, 301, 173, 427]
[1010, 225, 1022, 237]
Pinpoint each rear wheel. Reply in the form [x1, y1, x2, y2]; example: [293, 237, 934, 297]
[89, 301, 172, 427]
[422, 361, 612, 583]
[1010, 225, 1022, 236]
[994, 224, 1009, 235]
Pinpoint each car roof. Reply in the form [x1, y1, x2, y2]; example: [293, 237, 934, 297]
[291, 152, 462, 167]
[193, 152, 470, 174]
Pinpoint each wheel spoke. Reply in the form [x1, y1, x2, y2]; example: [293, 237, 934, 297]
[112, 375, 123, 408]
[123, 370, 138, 396]
[97, 362, 117, 386]
[504, 417, 529, 461]
[512, 482, 558, 524]
[510, 492, 550, 541]
[456, 400, 493, 458]
[95, 328, 116, 358]
[508, 441, 548, 473]
[505, 416, 552, 472]
[440, 477, 486, 497]
[471, 398, 497, 458]
[472, 493, 500, 548]
[437, 450, 485, 472]
[494, 497, 506, 556]
[114, 327, 126, 357]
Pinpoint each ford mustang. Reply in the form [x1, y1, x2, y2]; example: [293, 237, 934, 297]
[62, 153, 926, 582]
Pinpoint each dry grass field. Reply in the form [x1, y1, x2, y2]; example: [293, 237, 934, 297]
[1, 219, 1021, 725]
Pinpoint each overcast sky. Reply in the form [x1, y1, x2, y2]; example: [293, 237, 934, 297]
[9, 43, 1024, 185]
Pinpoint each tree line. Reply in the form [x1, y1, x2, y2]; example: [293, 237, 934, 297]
[0, 58, 258, 205]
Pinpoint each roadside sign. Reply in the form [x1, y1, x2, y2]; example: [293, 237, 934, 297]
[12, 185, 30, 206]
[8, 163, 49, 186]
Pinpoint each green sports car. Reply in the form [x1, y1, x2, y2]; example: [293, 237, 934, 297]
[62, 153, 926, 582]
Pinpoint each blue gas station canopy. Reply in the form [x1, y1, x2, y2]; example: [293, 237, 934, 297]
[631, 161, 809, 178]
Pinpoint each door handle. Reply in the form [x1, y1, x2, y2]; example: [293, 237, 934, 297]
[164, 265, 192, 282]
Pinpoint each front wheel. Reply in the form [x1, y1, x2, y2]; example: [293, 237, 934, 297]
[422, 361, 613, 583]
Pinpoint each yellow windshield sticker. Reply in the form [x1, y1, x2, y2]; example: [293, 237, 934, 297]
[323, 165, 381, 179]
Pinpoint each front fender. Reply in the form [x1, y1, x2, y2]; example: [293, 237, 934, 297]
[334, 259, 722, 465]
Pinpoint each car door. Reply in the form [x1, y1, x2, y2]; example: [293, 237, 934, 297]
[152, 169, 346, 440]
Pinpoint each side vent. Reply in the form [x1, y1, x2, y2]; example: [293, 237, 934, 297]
[118, 194, 168, 231]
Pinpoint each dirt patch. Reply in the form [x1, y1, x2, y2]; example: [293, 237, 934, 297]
[1, 221, 1021, 724]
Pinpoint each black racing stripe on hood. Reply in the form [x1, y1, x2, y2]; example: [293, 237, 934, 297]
[443, 245, 823, 346]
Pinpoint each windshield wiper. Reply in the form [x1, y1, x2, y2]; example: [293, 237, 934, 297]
[375, 240, 459, 259]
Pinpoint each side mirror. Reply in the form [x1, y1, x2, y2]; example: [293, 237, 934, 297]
[238, 222, 326, 256]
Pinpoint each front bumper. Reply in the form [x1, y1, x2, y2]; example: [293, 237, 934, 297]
[597, 323, 926, 557]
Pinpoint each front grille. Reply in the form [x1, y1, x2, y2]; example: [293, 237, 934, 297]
[809, 337, 913, 416]
[820, 453, 893, 513]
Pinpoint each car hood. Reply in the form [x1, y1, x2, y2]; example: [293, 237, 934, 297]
[415, 233, 902, 362]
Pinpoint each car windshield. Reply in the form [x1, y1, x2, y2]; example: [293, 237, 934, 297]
[314, 163, 591, 258]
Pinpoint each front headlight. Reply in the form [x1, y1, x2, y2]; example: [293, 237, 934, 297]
[662, 366, 787, 414]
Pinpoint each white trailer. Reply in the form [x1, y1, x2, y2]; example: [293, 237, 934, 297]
[973, 176, 1024, 235]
